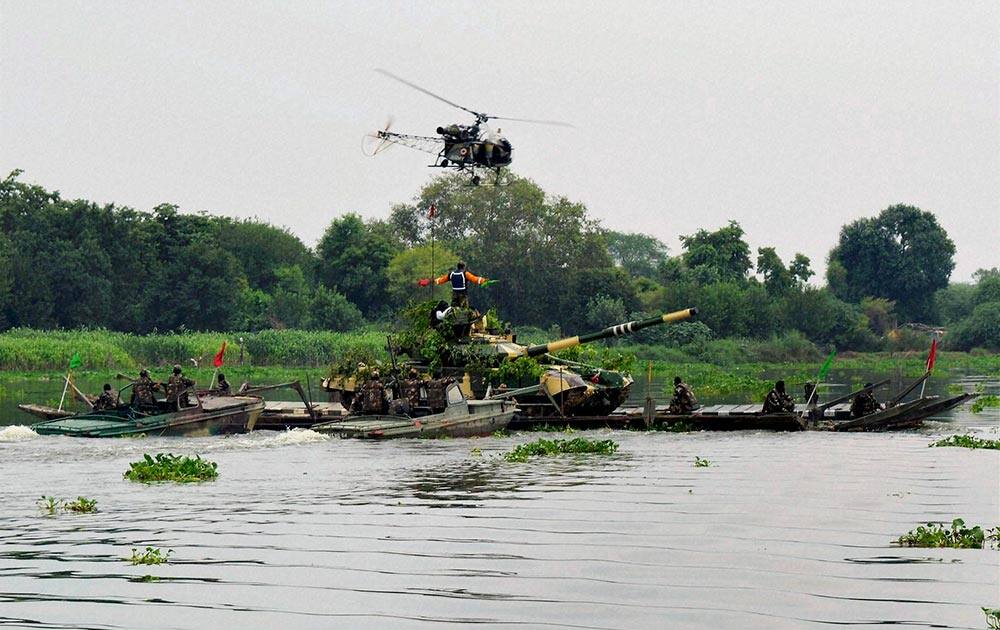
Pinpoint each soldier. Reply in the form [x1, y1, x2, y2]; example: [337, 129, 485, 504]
[850, 383, 881, 418]
[216, 373, 232, 396]
[93, 383, 119, 411]
[130, 369, 159, 409]
[359, 370, 387, 415]
[165, 364, 195, 408]
[401, 367, 424, 409]
[426, 377, 453, 412]
[762, 380, 795, 413]
[803, 382, 820, 405]
[668, 376, 699, 414]
[434, 262, 490, 308]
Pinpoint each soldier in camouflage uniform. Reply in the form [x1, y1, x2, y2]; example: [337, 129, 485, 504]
[93, 383, 119, 411]
[358, 370, 387, 415]
[850, 383, 880, 418]
[668, 376, 699, 414]
[165, 365, 196, 408]
[426, 377, 454, 412]
[215, 373, 232, 396]
[762, 380, 795, 413]
[130, 369, 159, 409]
[400, 367, 424, 410]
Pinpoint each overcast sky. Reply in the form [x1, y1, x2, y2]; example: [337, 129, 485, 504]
[2, 1, 997, 282]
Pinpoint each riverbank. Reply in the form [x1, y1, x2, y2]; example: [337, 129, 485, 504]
[2, 328, 998, 374]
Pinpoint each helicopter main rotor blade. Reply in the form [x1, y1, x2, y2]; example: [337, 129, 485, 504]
[374, 68, 484, 119]
[487, 115, 575, 128]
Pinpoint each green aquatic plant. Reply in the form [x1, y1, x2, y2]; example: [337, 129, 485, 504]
[134, 575, 161, 583]
[929, 435, 1000, 450]
[124, 453, 218, 483]
[971, 395, 1000, 414]
[469, 447, 482, 457]
[660, 420, 695, 433]
[36, 496, 62, 515]
[895, 519, 987, 549]
[63, 496, 98, 513]
[129, 546, 172, 565]
[504, 437, 619, 462]
[694, 456, 711, 468]
[491, 428, 510, 438]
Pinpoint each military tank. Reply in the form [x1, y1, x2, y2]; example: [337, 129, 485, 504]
[325, 306, 698, 419]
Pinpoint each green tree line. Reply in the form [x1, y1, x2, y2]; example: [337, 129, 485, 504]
[1, 169, 995, 352]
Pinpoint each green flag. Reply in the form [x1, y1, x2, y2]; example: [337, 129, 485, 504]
[482, 279, 499, 287]
[68, 352, 82, 370]
[816, 350, 836, 380]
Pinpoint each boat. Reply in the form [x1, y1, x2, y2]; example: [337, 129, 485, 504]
[31, 394, 264, 437]
[822, 397, 932, 432]
[17, 403, 73, 421]
[650, 404, 806, 431]
[313, 382, 515, 439]
[237, 381, 349, 431]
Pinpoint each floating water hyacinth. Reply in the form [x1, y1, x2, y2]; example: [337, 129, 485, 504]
[124, 453, 218, 483]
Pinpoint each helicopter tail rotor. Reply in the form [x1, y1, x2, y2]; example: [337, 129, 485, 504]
[362, 116, 395, 157]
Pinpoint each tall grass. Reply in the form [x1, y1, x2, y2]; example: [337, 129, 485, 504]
[0, 327, 388, 370]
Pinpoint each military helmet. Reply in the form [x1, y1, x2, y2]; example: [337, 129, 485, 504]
[408, 367, 419, 378]
[173, 364, 182, 374]
[103, 383, 112, 391]
[674, 376, 682, 385]
[139, 369, 149, 377]
[775, 380, 786, 391]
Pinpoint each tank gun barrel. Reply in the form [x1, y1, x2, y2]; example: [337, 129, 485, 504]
[523, 308, 698, 358]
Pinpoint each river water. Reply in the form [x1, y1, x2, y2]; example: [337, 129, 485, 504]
[0, 371, 998, 629]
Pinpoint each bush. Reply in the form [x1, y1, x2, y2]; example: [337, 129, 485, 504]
[947, 302, 1000, 351]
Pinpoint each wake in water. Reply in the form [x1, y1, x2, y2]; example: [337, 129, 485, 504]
[0, 425, 39, 442]
[264, 428, 329, 446]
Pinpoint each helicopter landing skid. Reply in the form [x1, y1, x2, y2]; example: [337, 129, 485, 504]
[427, 162, 508, 187]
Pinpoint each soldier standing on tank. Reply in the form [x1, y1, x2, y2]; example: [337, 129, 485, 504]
[762, 380, 795, 413]
[130, 369, 159, 409]
[668, 376, 699, 414]
[215, 373, 232, 396]
[434, 262, 490, 308]
[803, 382, 819, 405]
[850, 383, 881, 418]
[93, 383, 119, 411]
[165, 365, 196, 408]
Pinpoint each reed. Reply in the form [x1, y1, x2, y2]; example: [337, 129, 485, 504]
[129, 547, 172, 565]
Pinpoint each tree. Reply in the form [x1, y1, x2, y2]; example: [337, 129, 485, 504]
[386, 244, 457, 305]
[315, 213, 397, 317]
[390, 172, 619, 326]
[827, 204, 955, 321]
[680, 221, 752, 282]
[216, 218, 313, 292]
[603, 231, 669, 279]
[948, 302, 1000, 351]
[269, 265, 310, 328]
[308, 286, 364, 331]
[756, 247, 793, 295]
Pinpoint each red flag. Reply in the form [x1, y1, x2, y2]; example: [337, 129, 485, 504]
[213, 341, 227, 368]
[417, 278, 430, 287]
[925, 338, 937, 373]
[427, 204, 437, 219]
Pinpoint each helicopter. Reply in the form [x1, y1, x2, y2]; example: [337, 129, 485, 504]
[364, 69, 572, 185]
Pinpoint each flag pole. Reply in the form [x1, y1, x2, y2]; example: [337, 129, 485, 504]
[919, 337, 938, 398]
[806, 350, 836, 407]
[430, 206, 435, 298]
[57, 369, 71, 411]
